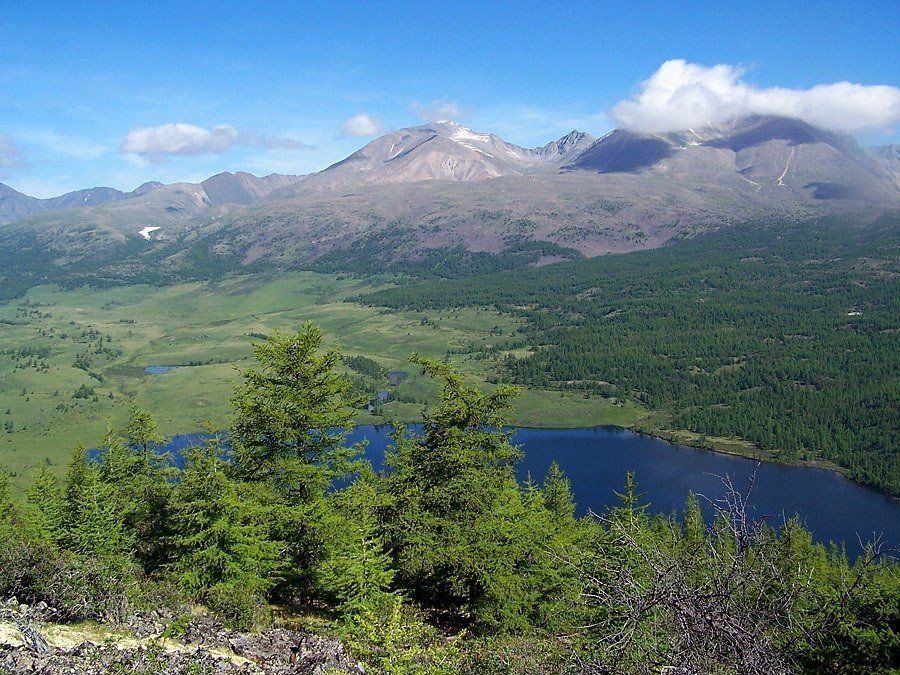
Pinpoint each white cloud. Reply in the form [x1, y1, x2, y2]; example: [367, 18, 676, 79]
[0, 133, 27, 177]
[411, 98, 463, 122]
[612, 59, 900, 133]
[121, 123, 312, 162]
[21, 130, 107, 160]
[340, 113, 384, 138]
[243, 132, 315, 151]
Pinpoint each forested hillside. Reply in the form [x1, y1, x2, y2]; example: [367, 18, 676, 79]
[1, 326, 897, 673]
[363, 217, 900, 494]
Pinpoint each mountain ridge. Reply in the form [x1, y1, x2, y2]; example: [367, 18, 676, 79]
[0, 115, 897, 296]
[0, 171, 304, 226]
[268, 122, 596, 199]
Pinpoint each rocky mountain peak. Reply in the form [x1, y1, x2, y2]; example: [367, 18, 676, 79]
[133, 181, 164, 196]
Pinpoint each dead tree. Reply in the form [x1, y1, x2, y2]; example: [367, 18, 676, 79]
[573, 469, 893, 674]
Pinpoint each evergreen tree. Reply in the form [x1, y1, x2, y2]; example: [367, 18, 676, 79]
[123, 402, 164, 452]
[61, 443, 89, 539]
[25, 464, 64, 543]
[382, 356, 583, 632]
[168, 435, 281, 608]
[96, 411, 172, 570]
[230, 324, 364, 591]
[318, 469, 395, 614]
[542, 461, 575, 522]
[0, 471, 21, 544]
[68, 466, 132, 560]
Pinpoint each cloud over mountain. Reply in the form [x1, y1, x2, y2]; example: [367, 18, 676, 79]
[411, 99, 463, 122]
[612, 59, 900, 134]
[0, 133, 27, 177]
[340, 114, 384, 138]
[121, 123, 312, 162]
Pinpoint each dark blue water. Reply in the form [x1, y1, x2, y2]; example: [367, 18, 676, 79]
[152, 425, 899, 558]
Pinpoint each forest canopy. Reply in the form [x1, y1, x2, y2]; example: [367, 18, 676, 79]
[1, 324, 897, 673]
[362, 218, 900, 494]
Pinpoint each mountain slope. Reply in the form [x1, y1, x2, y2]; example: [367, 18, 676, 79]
[0, 116, 897, 296]
[0, 183, 41, 225]
[0, 172, 303, 226]
[270, 122, 594, 197]
[0, 183, 152, 225]
[872, 144, 900, 190]
[177, 115, 897, 268]
[200, 171, 304, 206]
[568, 115, 897, 202]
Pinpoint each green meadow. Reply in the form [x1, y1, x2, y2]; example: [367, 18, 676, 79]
[0, 271, 646, 481]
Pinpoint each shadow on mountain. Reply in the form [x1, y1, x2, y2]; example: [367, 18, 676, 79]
[805, 182, 860, 200]
[566, 131, 673, 173]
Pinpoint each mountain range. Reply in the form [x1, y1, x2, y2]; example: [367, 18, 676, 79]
[1, 115, 898, 291]
[0, 172, 303, 226]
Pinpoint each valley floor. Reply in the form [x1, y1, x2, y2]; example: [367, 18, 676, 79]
[0, 272, 645, 482]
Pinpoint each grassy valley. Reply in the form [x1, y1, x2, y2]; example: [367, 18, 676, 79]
[0, 271, 643, 481]
[3, 216, 897, 495]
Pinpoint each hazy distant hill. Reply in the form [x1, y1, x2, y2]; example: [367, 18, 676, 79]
[0, 181, 171, 226]
[200, 171, 305, 206]
[0, 115, 897, 293]
[0, 172, 302, 226]
[0, 183, 128, 225]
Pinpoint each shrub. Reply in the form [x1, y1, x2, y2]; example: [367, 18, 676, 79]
[204, 582, 269, 632]
[0, 538, 134, 623]
[343, 595, 463, 675]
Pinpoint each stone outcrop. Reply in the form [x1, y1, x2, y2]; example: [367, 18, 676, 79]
[0, 597, 364, 674]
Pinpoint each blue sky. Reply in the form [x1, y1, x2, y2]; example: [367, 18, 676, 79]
[2, 0, 898, 197]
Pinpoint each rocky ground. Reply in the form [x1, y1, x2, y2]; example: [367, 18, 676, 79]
[0, 597, 364, 674]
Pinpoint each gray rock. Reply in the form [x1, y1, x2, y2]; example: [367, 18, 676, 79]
[0, 617, 363, 674]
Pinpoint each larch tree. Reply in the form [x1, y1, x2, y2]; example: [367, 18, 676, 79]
[230, 323, 365, 593]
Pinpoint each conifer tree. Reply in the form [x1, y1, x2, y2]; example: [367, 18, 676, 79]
[96, 411, 172, 570]
[25, 464, 64, 543]
[62, 443, 89, 539]
[542, 461, 576, 522]
[230, 323, 363, 591]
[0, 471, 21, 544]
[382, 356, 583, 632]
[168, 435, 281, 602]
[123, 402, 164, 453]
[69, 466, 132, 560]
[318, 470, 395, 614]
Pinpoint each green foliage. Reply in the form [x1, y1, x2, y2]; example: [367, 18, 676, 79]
[67, 465, 133, 560]
[0, 321, 895, 673]
[61, 444, 89, 534]
[318, 471, 396, 613]
[344, 354, 387, 380]
[24, 464, 65, 543]
[95, 415, 174, 570]
[381, 356, 585, 633]
[311, 231, 582, 280]
[204, 581, 270, 632]
[541, 461, 575, 522]
[230, 323, 364, 592]
[363, 218, 900, 494]
[123, 402, 164, 451]
[578, 482, 900, 674]
[459, 635, 574, 674]
[0, 539, 134, 623]
[343, 594, 464, 675]
[167, 435, 281, 604]
[0, 470, 22, 544]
